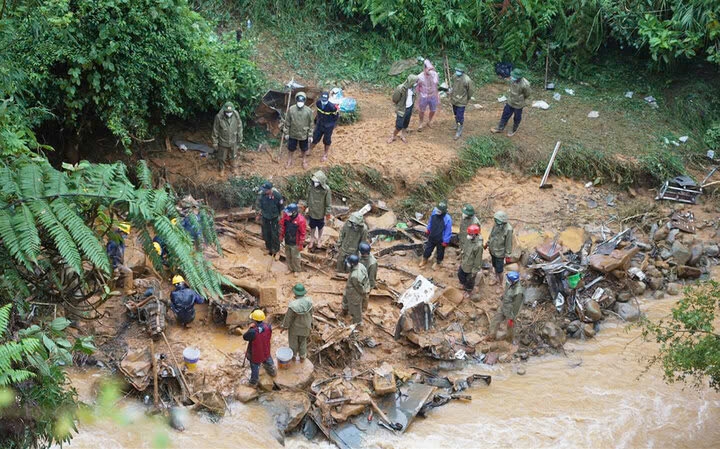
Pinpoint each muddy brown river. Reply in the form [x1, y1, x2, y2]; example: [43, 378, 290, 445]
[65, 294, 720, 449]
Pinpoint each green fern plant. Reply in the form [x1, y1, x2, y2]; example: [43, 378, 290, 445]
[0, 304, 40, 387]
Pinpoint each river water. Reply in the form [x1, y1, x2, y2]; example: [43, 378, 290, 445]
[66, 295, 720, 449]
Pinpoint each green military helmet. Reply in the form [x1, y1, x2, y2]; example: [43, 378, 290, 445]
[494, 210, 508, 223]
[293, 283, 307, 296]
[295, 91, 307, 102]
[406, 74, 419, 85]
[462, 204, 475, 216]
[348, 212, 364, 225]
[455, 63, 466, 73]
[437, 202, 448, 213]
[510, 69, 523, 80]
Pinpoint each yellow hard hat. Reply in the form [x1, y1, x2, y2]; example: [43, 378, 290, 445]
[153, 242, 162, 255]
[249, 309, 266, 322]
[117, 222, 131, 234]
[172, 275, 185, 285]
[171, 218, 178, 226]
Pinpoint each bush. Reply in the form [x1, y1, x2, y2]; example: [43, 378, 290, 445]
[705, 123, 720, 150]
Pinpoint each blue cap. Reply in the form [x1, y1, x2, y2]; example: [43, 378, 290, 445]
[507, 271, 520, 283]
[346, 254, 359, 266]
[285, 203, 298, 214]
[359, 242, 371, 254]
[261, 181, 273, 190]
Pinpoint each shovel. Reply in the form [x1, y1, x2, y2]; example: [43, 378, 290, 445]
[539, 141, 562, 189]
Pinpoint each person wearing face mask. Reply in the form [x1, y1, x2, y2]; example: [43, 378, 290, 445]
[450, 64, 474, 141]
[336, 212, 368, 272]
[254, 181, 285, 256]
[458, 224, 484, 296]
[489, 271, 524, 342]
[279, 203, 307, 273]
[416, 59, 440, 131]
[342, 254, 370, 325]
[491, 69, 531, 137]
[388, 74, 419, 144]
[419, 202, 453, 270]
[358, 243, 377, 291]
[306, 170, 332, 251]
[211, 102, 244, 174]
[485, 210, 514, 293]
[284, 92, 314, 169]
[311, 92, 339, 162]
[457, 204, 481, 256]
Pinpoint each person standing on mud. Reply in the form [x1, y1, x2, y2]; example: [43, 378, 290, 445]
[419, 202, 452, 270]
[106, 221, 134, 295]
[458, 224, 483, 297]
[306, 170, 332, 252]
[211, 102, 244, 174]
[486, 210, 514, 293]
[458, 204, 481, 256]
[243, 309, 277, 386]
[491, 69, 531, 137]
[359, 242, 377, 291]
[450, 63, 474, 140]
[254, 181, 284, 256]
[310, 92, 339, 162]
[336, 212, 368, 272]
[279, 203, 306, 273]
[284, 91, 314, 169]
[489, 271, 524, 342]
[388, 74, 419, 144]
[416, 59, 439, 131]
[342, 254, 370, 325]
[281, 283, 313, 362]
[169, 275, 205, 328]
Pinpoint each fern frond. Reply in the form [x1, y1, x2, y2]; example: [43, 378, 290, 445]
[136, 160, 153, 189]
[18, 163, 45, 198]
[0, 303, 11, 339]
[13, 203, 41, 263]
[0, 368, 35, 386]
[44, 163, 69, 196]
[0, 209, 34, 271]
[49, 200, 111, 275]
[28, 200, 83, 275]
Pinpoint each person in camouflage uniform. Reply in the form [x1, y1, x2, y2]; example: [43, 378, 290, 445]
[212, 102, 244, 173]
[282, 283, 313, 362]
[342, 255, 370, 325]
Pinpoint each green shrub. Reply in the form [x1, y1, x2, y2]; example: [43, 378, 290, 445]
[705, 123, 720, 150]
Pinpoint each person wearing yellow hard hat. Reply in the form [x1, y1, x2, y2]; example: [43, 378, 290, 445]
[169, 275, 205, 328]
[107, 222, 134, 295]
[243, 308, 276, 386]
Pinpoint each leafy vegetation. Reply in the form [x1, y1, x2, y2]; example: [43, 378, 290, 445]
[705, 123, 720, 150]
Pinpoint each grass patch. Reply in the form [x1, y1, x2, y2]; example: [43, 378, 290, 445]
[284, 165, 394, 206]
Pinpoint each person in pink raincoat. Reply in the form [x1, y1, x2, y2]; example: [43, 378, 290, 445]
[416, 59, 440, 131]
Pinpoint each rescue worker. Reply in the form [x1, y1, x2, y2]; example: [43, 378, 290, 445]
[359, 242, 377, 291]
[491, 69, 531, 137]
[336, 212, 368, 272]
[388, 74, 419, 144]
[211, 102, 244, 174]
[243, 309, 277, 386]
[306, 170, 332, 252]
[279, 203, 307, 273]
[458, 224, 483, 296]
[486, 210, 514, 293]
[169, 275, 205, 328]
[106, 222, 133, 294]
[416, 59, 439, 131]
[310, 92, 339, 162]
[489, 271, 524, 342]
[419, 202, 452, 270]
[342, 255, 370, 325]
[284, 91, 314, 169]
[458, 204, 481, 255]
[450, 63, 474, 140]
[281, 283, 313, 362]
[254, 181, 284, 256]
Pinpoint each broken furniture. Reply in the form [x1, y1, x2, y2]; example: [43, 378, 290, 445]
[656, 175, 702, 204]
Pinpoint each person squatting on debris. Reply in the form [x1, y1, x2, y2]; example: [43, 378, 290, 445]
[310, 92, 339, 162]
[243, 309, 277, 386]
[284, 91, 314, 169]
[279, 203, 307, 273]
[306, 170, 332, 252]
[458, 224, 484, 296]
[489, 271, 525, 342]
[486, 210, 514, 292]
[491, 69, 531, 137]
[106, 221, 134, 295]
[211, 102, 244, 174]
[420, 202, 452, 270]
[282, 283, 313, 362]
[359, 242, 378, 290]
[458, 204, 481, 256]
[254, 181, 284, 256]
[388, 74, 419, 144]
[342, 254, 370, 325]
[336, 212, 368, 272]
[416, 59, 439, 131]
[169, 275, 205, 328]
[450, 63, 474, 140]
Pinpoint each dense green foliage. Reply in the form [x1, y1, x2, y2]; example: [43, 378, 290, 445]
[642, 282, 720, 391]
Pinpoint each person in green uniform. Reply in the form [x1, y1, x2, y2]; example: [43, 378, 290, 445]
[342, 255, 370, 325]
[254, 181, 284, 256]
[306, 170, 332, 252]
[282, 283, 313, 362]
[450, 64, 473, 140]
[485, 210, 513, 292]
[458, 204, 481, 256]
[336, 212, 368, 272]
[211, 102, 244, 174]
[458, 224, 483, 296]
[359, 242, 377, 291]
[489, 271, 525, 342]
[388, 74, 419, 144]
[284, 91, 314, 169]
[491, 69, 531, 137]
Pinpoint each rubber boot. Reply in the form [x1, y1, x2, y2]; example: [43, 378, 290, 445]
[507, 124, 519, 137]
[490, 122, 506, 133]
[419, 257, 428, 268]
[454, 123, 463, 140]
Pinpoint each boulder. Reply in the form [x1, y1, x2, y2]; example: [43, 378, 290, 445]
[365, 211, 397, 230]
[653, 226, 669, 242]
[274, 359, 315, 391]
[688, 243, 703, 267]
[646, 277, 663, 291]
[567, 320, 583, 338]
[667, 228, 680, 243]
[659, 248, 673, 260]
[653, 291, 665, 300]
[628, 280, 646, 296]
[677, 265, 701, 279]
[372, 362, 396, 396]
[671, 241, 691, 266]
[666, 282, 682, 296]
[540, 322, 566, 348]
[523, 284, 550, 305]
[584, 300, 603, 322]
[617, 292, 632, 303]
[260, 391, 311, 434]
[704, 244, 719, 257]
[588, 247, 640, 274]
[235, 385, 260, 403]
[583, 323, 596, 338]
[614, 302, 641, 322]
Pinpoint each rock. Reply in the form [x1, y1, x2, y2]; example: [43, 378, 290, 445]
[259, 286, 279, 308]
[169, 406, 189, 431]
[616, 292, 632, 303]
[373, 362, 396, 396]
[655, 260, 669, 270]
[484, 352, 499, 365]
[667, 228, 680, 243]
[365, 211, 397, 230]
[647, 277, 663, 291]
[688, 243, 703, 267]
[260, 391, 311, 434]
[666, 282, 682, 296]
[671, 241, 691, 265]
[274, 359, 315, 391]
[614, 302, 641, 322]
[498, 354, 511, 363]
[523, 285, 550, 305]
[589, 247, 640, 274]
[540, 322, 566, 348]
[704, 244, 720, 257]
[235, 385, 260, 403]
[677, 265, 701, 279]
[583, 323, 596, 338]
[660, 248, 673, 260]
[653, 226, 669, 242]
[517, 366, 527, 375]
[599, 290, 616, 309]
[584, 300, 603, 322]
[629, 280, 646, 296]
[653, 291, 665, 300]
[567, 320, 582, 335]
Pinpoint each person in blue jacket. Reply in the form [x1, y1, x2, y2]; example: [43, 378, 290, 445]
[310, 92, 340, 162]
[419, 202, 452, 270]
[169, 275, 205, 328]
